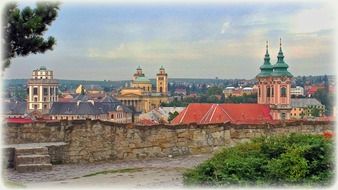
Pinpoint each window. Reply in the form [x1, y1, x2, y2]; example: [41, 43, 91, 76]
[258, 88, 260, 97]
[281, 113, 286, 120]
[44, 97, 47, 101]
[281, 87, 287, 97]
[44, 105, 47, 109]
[27, 88, 29, 94]
[160, 87, 163, 93]
[43, 87, 48, 96]
[266, 87, 270, 97]
[34, 105, 37, 110]
[271, 87, 274, 97]
[111, 114, 114, 119]
[33, 87, 38, 95]
[50, 88, 53, 95]
[34, 97, 37, 102]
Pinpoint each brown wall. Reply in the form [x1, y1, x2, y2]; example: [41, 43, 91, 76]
[3, 120, 334, 164]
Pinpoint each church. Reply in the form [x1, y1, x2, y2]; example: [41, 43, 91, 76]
[116, 66, 169, 114]
[172, 39, 293, 125]
[256, 39, 293, 120]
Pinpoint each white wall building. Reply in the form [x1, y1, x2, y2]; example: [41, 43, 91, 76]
[27, 66, 59, 114]
[291, 86, 304, 97]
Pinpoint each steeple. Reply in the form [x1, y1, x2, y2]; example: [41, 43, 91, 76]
[257, 41, 273, 77]
[272, 38, 293, 77]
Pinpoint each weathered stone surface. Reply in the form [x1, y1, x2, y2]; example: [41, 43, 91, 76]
[3, 120, 334, 164]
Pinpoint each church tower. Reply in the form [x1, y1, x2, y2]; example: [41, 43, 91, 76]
[156, 66, 168, 95]
[133, 66, 145, 80]
[256, 39, 293, 120]
[257, 41, 274, 105]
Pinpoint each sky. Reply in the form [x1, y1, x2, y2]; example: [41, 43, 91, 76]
[3, 1, 336, 80]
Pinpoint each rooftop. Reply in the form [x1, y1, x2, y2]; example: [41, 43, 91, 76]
[171, 103, 272, 125]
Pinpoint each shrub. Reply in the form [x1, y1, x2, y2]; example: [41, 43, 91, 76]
[183, 133, 334, 187]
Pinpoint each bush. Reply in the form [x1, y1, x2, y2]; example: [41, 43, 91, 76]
[183, 133, 334, 187]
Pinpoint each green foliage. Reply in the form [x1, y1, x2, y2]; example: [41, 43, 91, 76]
[207, 86, 223, 96]
[313, 88, 334, 115]
[224, 93, 257, 103]
[183, 133, 334, 187]
[168, 111, 179, 123]
[3, 2, 59, 69]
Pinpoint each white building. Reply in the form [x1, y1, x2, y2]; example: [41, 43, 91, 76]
[291, 86, 304, 97]
[27, 66, 59, 114]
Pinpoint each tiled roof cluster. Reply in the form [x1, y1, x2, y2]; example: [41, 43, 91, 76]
[49, 101, 132, 115]
[291, 98, 323, 108]
[3, 101, 27, 115]
[171, 103, 272, 125]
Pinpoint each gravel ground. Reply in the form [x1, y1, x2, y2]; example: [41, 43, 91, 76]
[4, 154, 212, 188]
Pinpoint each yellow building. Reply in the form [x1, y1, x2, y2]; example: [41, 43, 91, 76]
[116, 66, 169, 113]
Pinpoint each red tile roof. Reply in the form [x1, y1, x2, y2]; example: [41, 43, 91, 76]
[137, 119, 159, 125]
[6, 118, 33, 124]
[171, 103, 272, 125]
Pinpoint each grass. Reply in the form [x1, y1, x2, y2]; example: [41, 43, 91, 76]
[3, 180, 26, 188]
[82, 167, 144, 177]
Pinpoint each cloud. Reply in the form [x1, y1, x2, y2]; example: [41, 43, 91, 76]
[290, 4, 334, 34]
[87, 41, 204, 62]
[220, 21, 230, 34]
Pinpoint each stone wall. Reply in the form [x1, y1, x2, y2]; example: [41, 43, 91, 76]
[2, 120, 334, 164]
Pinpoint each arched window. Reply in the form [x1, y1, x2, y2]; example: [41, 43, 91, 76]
[281, 87, 287, 97]
[111, 114, 114, 119]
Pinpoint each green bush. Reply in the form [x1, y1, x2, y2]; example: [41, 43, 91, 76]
[183, 133, 334, 187]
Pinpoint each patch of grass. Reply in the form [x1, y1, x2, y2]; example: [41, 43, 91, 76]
[82, 168, 143, 177]
[3, 180, 26, 188]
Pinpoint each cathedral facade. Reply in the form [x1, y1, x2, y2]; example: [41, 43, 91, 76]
[116, 66, 169, 114]
[256, 39, 293, 120]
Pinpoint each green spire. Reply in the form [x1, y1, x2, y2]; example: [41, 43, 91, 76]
[272, 38, 293, 77]
[257, 41, 273, 77]
[137, 65, 141, 70]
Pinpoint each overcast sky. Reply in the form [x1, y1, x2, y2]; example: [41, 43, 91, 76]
[4, 1, 336, 80]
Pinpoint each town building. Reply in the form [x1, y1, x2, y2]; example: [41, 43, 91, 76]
[256, 40, 293, 120]
[49, 101, 132, 123]
[26, 66, 59, 114]
[223, 86, 257, 98]
[138, 107, 185, 124]
[290, 98, 325, 119]
[291, 86, 305, 97]
[116, 66, 169, 113]
[171, 103, 272, 125]
[3, 101, 27, 118]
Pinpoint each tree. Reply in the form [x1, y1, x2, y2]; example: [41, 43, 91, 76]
[3, 2, 60, 69]
[168, 111, 179, 123]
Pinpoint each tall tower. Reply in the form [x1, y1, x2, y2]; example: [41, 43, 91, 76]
[133, 66, 145, 80]
[257, 41, 274, 105]
[256, 39, 293, 120]
[27, 66, 59, 114]
[156, 66, 168, 95]
[270, 39, 293, 120]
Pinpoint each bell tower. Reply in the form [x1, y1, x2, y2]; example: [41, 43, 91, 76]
[256, 39, 293, 120]
[156, 66, 168, 95]
[256, 41, 274, 105]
